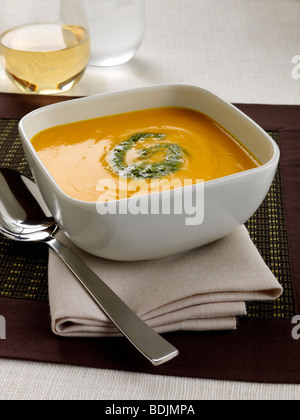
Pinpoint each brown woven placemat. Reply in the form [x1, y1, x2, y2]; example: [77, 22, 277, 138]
[0, 119, 294, 318]
[245, 131, 294, 319]
[0, 118, 48, 301]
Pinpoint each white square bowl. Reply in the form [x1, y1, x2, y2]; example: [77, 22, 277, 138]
[19, 85, 280, 261]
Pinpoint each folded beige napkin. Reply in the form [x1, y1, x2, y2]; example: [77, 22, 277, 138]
[48, 226, 283, 337]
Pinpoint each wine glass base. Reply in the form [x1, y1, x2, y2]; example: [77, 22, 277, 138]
[4, 68, 86, 95]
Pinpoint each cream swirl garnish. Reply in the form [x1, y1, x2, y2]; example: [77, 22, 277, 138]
[110, 133, 186, 180]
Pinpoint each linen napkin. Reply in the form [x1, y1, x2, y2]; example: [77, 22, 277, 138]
[48, 226, 283, 337]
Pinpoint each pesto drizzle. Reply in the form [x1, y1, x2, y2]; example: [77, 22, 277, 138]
[110, 133, 186, 179]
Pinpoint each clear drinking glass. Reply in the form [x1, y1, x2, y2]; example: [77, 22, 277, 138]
[0, 0, 90, 94]
[84, 0, 145, 67]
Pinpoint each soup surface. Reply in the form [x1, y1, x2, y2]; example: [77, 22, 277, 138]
[31, 107, 261, 202]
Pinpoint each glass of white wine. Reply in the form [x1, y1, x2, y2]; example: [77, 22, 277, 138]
[0, 0, 90, 94]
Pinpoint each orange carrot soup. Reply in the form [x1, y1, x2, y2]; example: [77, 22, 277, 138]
[31, 107, 261, 202]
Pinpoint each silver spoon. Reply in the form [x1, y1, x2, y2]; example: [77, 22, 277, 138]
[0, 168, 179, 366]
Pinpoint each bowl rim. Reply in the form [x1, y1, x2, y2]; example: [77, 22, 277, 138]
[18, 83, 280, 207]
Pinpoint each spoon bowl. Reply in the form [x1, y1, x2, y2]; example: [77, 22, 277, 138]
[0, 168, 56, 237]
[0, 168, 179, 366]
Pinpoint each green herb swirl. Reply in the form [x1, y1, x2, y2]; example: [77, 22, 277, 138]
[110, 133, 186, 179]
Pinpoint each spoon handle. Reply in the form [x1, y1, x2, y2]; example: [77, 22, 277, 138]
[46, 237, 179, 366]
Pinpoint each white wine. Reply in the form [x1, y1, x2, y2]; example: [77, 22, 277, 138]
[0, 23, 90, 94]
